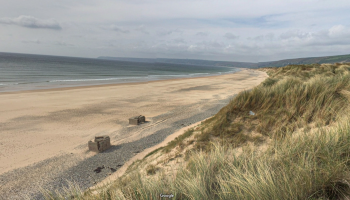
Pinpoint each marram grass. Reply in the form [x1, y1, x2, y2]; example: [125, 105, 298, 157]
[44, 119, 350, 199]
[196, 63, 350, 149]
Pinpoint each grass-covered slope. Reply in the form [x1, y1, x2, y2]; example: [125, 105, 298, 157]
[44, 63, 350, 200]
[194, 63, 350, 152]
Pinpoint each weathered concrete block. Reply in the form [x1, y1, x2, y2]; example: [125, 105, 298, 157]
[88, 135, 111, 152]
[129, 115, 146, 125]
[88, 141, 99, 152]
[129, 118, 138, 125]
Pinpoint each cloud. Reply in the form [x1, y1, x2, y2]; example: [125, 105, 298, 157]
[158, 30, 174, 36]
[0, 15, 62, 30]
[2, 1, 350, 61]
[224, 32, 239, 40]
[224, 14, 289, 28]
[280, 30, 312, 40]
[209, 41, 224, 48]
[248, 33, 274, 41]
[55, 41, 74, 47]
[21, 39, 75, 47]
[22, 39, 41, 44]
[158, 29, 182, 36]
[195, 32, 208, 37]
[328, 25, 347, 37]
[110, 25, 130, 33]
[134, 25, 149, 34]
[173, 38, 186, 43]
[277, 25, 350, 46]
[306, 25, 350, 46]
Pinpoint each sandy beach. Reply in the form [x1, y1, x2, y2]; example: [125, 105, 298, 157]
[0, 69, 267, 199]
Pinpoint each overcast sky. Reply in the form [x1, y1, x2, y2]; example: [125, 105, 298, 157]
[1, 0, 350, 62]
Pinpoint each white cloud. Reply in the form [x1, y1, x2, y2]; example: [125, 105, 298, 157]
[276, 25, 350, 47]
[328, 25, 346, 37]
[280, 30, 312, 40]
[0, 15, 62, 30]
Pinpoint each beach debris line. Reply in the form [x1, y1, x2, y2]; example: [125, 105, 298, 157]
[88, 135, 111, 153]
[129, 115, 146, 125]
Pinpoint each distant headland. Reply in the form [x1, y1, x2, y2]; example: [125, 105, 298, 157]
[98, 53, 350, 68]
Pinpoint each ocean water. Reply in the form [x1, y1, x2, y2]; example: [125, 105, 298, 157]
[0, 52, 239, 92]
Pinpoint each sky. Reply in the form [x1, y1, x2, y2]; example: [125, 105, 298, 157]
[1, 0, 350, 62]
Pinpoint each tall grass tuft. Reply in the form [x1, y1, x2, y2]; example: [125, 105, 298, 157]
[217, 118, 350, 199]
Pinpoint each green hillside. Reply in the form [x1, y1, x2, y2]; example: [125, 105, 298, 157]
[99, 54, 350, 69]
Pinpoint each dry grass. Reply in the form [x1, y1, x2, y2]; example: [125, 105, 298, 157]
[45, 118, 350, 199]
[145, 164, 158, 175]
[194, 63, 350, 151]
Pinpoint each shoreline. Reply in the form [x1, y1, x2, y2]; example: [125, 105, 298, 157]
[0, 69, 242, 95]
[0, 69, 268, 199]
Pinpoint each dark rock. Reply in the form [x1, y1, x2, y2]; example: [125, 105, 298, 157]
[110, 168, 116, 172]
[93, 167, 103, 173]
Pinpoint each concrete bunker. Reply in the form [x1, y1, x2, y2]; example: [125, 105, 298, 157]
[88, 135, 111, 153]
[129, 115, 146, 125]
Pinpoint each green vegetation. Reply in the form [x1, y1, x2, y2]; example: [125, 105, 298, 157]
[322, 55, 350, 63]
[44, 63, 350, 199]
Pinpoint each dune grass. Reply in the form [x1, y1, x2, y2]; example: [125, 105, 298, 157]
[43, 63, 350, 200]
[45, 118, 350, 199]
[195, 63, 350, 151]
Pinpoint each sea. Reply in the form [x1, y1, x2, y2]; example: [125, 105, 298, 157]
[0, 52, 240, 92]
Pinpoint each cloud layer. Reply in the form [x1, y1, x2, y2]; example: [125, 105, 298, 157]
[0, 15, 61, 30]
[0, 0, 350, 61]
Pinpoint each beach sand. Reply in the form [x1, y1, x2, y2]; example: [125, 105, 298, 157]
[0, 69, 268, 199]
